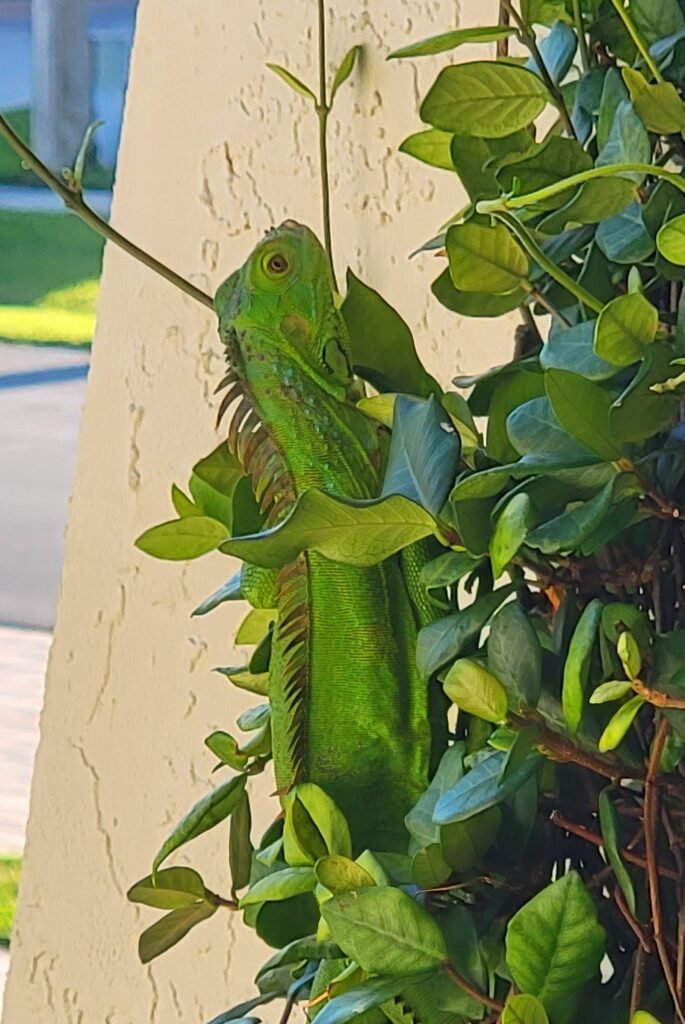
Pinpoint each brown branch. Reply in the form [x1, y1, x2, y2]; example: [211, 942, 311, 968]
[614, 884, 652, 954]
[631, 945, 648, 1020]
[442, 962, 504, 1013]
[632, 679, 685, 710]
[511, 711, 634, 781]
[549, 810, 678, 881]
[497, 1, 511, 57]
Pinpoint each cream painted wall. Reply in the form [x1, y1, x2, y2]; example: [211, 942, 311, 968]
[3, 2, 515, 1021]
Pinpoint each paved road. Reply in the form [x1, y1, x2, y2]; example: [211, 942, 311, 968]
[0, 343, 88, 629]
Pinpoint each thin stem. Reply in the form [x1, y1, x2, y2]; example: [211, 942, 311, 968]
[549, 810, 679, 881]
[316, 0, 337, 290]
[0, 114, 214, 311]
[631, 945, 648, 1019]
[442, 962, 504, 1013]
[572, 0, 591, 74]
[608, 0, 663, 83]
[499, 0, 577, 139]
[511, 711, 633, 781]
[632, 679, 685, 709]
[477, 163, 685, 215]
[497, 211, 604, 314]
[278, 993, 297, 1024]
[497, 1, 511, 57]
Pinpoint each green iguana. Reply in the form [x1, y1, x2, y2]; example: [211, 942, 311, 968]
[213, 220, 444, 852]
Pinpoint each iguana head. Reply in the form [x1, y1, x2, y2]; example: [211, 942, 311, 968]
[212, 222, 376, 524]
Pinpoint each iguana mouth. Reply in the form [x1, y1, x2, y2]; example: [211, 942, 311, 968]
[214, 360, 296, 528]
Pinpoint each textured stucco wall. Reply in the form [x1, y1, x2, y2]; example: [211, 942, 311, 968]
[3, 1, 513, 1021]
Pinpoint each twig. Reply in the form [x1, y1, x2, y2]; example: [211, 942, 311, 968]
[608, 0, 663, 82]
[316, 0, 337, 290]
[549, 810, 679, 881]
[644, 719, 685, 1024]
[206, 889, 239, 910]
[614, 884, 652, 954]
[631, 945, 648, 1019]
[0, 114, 214, 310]
[442, 962, 504, 1013]
[632, 679, 685, 710]
[278, 992, 297, 1024]
[511, 711, 633, 781]
[572, 0, 591, 73]
[497, 1, 511, 57]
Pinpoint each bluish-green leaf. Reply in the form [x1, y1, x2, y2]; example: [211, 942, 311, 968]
[382, 396, 461, 517]
[315, 973, 434, 1024]
[526, 478, 617, 555]
[434, 750, 541, 824]
[545, 370, 622, 462]
[417, 586, 513, 679]
[541, 321, 616, 381]
[525, 20, 576, 85]
[507, 397, 599, 464]
[488, 602, 542, 709]
[405, 743, 466, 847]
[192, 571, 242, 616]
[596, 202, 655, 264]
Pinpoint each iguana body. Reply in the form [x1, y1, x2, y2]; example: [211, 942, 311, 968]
[214, 222, 436, 851]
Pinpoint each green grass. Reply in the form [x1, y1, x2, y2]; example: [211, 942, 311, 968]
[0, 856, 21, 946]
[0, 107, 114, 189]
[0, 209, 103, 343]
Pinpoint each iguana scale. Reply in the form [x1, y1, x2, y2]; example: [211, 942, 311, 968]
[214, 221, 439, 852]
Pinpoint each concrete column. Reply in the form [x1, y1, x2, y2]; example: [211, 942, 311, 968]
[4, 1, 514, 1021]
[31, 0, 90, 170]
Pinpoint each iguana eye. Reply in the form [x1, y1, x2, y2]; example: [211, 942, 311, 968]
[265, 252, 290, 276]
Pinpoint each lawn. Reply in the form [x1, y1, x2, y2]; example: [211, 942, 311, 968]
[0, 209, 104, 344]
[0, 107, 113, 190]
[0, 856, 20, 946]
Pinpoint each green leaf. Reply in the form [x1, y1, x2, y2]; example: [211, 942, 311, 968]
[330, 45, 361, 101]
[452, 130, 535, 202]
[420, 62, 550, 138]
[526, 478, 617, 555]
[399, 129, 454, 171]
[488, 602, 542, 709]
[171, 484, 197, 517]
[342, 272, 440, 398]
[596, 202, 655, 265]
[138, 901, 217, 963]
[389, 25, 515, 59]
[497, 136, 592, 211]
[432, 269, 527, 318]
[435, 750, 541, 824]
[611, 343, 681, 441]
[598, 788, 636, 914]
[541, 321, 616, 381]
[411, 844, 451, 889]
[417, 586, 513, 679]
[617, 631, 641, 680]
[284, 783, 353, 865]
[447, 221, 528, 295]
[236, 703, 270, 733]
[240, 866, 317, 907]
[505, 872, 605, 1014]
[322, 887, 447, 974]
[598, 695, 646, 752]
[590, 680, 633, 704]
[441, 806, 501, 872]
[420, 550, 482, 593]
[127, 867, 208, 909]
[314, 973, 434, 1024]
[507, 397, 599, 464]
[405, 743, 465, 848]
[205, 731, 249, 771]
[657, 213, 685, 266]
[521, 0, 569, 25]
[491, 493, 534, 576]
[622, 68, 685, 134]
[266, 63, 315, 101]
[502, 994, 549, 1024]
[630, 0, 685, 45]
[136, 515, 229, 561]
[153, 774, 247, 875]
[235, 608, 276, 645]
[538, 178, 637, 234]
[594, 293, 658, 367]
[598, 68, 629, 151]
[220, 489, 435, 569]
[215, 667, 270, 696]
[229, 789, 253, 893]
[316, 856, 376, 894]
[562, 598, 603, 734]
[382, 396, 461, 518]
[632, 1013, 664, 1024]
[596, 100, 650, 182]
[443, 658, 509, 723]
[545, 369, 622, 462]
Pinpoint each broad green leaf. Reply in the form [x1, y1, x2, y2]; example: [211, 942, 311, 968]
[491, 493, 534, 576]
[657, 214, 685, 265]
[284, 783, 352, 864]
[405, 743, 465, 847]
[632, 1013, 664, 1024]
[526, 478, 617, 555]
[240, 867, 317, 907]
[192, 442, 243, 495]
[599, 695, 646, 752]
[192, 572, 242, 616]
[594, 293, 658, 367]
[545, 369, 622, 461]
[611, 343, 681, 441]
[538, 178, 637, 234]
[382, 396, 461, 517]
[590, 680, 633, 704]
[617, 631, 641, 680]
[598, 788, 635, 914]
[507, 397, 599, 464]
[205, 730, 249, 771]
[441, 806, 501, 871]
[357, 393, 397, 428]
[314, 973, 434, 1024]
[434, 750, 541, 824]
[446, 221, 528, 295]
[562, 598, 603, 734]
[220, 489, 435, 569]
[330, 45, 361, 101]
[171, 484, 197, 517]
[417, 586, 513, 679]
[316, 856, 375, 894]
[399, 129, 454, 171]
[127, 867, 208, 910]
[505, 872, 605, 1014]
[411, 844, 451, 889]
[136, 515, 229, 560]
[502, 994, 549, 1024]
[631, 0, 685, 45]
[342, 272, 440, 398]
[598, 68, 629, 151]
[236, 703, 270, 733]
[452, 130, 535, 201]
[420, 550, 482, 592]
[487, 369, 546, 464]
[138, 900, 217, 963]
[420, 62, 550, 138]
[322, 887, 447, 974]
[541, 321, 616, 381]
[596, 202, 655, 264]
[596, 100, 650, 182]
[229, 789, 253, 893]
[521, 0, 569, 25]
[153, 774, 247, 875]
[235, 608, 276, 645]
[215, 666, 270, 697]
[443, 658, 509, 723]
[266, 63, 315, 101]
[622, 68, 685, 134]
[497, 136, 592, 211]
[488, 602, 542, 709]
[432, 269, 527, 317]
[389, 25, 515, 59]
